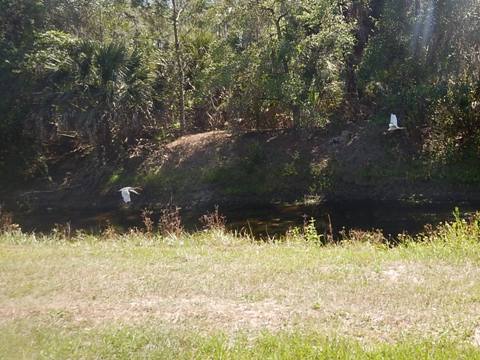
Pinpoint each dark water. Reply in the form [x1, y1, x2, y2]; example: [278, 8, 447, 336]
[12, 200, 480, 239]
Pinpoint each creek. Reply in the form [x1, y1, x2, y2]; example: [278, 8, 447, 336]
[11, 200, 480, 240]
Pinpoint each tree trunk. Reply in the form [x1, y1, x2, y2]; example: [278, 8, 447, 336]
[172, 0, 186, 132]
[414, 0, 421, 16]
[292, 105, 301, 128]
[344, 0, 385, 100]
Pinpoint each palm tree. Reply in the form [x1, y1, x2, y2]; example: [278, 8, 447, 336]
[42, 39, 156, 159]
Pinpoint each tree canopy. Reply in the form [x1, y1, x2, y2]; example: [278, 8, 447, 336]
[1, 0, 479, 177]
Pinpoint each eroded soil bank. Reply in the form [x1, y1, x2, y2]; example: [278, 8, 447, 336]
[3, 122, 480, 218]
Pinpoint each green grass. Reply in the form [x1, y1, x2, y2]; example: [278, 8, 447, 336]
[2, 324, 480, 359]
[1, 216, 480, 358]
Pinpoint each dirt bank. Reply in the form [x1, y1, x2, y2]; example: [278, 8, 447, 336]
[4, 122, 480, 213]
[128, 122, 480, 209]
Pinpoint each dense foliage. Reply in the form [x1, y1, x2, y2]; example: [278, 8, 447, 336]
[0, 0, 479, 178]
[359, 0, 480, 160]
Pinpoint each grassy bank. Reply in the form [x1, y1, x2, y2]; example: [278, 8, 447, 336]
[1, 215, 480, 358]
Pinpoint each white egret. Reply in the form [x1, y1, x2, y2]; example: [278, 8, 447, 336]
[119, 187, 141, 204]
[388, 113, 405, 132]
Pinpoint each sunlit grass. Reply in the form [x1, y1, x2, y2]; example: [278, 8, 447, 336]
[2, 323, 480, 359]
[1, 214, 480, 357]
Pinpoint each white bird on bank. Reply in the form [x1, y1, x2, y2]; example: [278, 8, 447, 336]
[388, 113, 405, 131]
[119, 187, 141, 204]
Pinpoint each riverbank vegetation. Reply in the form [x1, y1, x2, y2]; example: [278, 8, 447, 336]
[1, 212, 480, 357]
[1, 0, 479, 188]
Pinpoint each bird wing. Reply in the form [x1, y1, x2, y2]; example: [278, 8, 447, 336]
[390, 114, 398, 127]
[121, 188, 131, 203]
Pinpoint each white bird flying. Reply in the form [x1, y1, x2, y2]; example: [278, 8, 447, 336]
[119, 187, 141, 204]
[388, 113, 405, 131]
